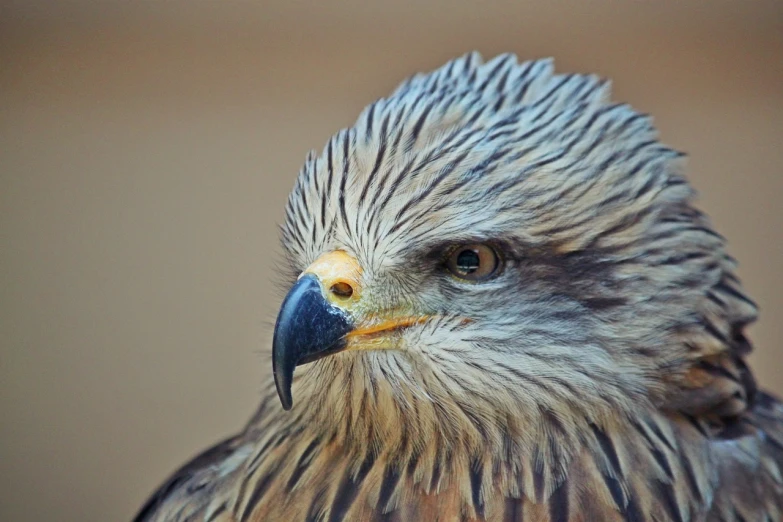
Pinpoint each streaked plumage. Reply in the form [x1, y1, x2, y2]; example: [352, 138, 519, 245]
[135, 53, 783, 522]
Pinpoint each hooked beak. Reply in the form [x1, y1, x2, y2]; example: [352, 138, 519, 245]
[272, 273, 353, 410]
[272, 250, 429, 410]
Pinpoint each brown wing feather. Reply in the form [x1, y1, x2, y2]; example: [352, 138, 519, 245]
[706, 391, 783, 521]
[133, 435, 245, 522]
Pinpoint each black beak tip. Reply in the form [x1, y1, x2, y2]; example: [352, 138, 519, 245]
[274, 372, 293, 411]
[272, 322, 296, 411]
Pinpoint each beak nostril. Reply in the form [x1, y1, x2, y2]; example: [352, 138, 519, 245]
[330, 282, 354, 299]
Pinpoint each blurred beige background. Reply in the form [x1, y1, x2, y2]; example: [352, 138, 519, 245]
[1, 2, 781, 521]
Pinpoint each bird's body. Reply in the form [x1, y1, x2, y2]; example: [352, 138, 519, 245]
[136, 390, 783, 521]
[135, 54, 783, 522]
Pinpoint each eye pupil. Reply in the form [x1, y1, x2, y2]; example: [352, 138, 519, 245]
[456, 250, 480, 273]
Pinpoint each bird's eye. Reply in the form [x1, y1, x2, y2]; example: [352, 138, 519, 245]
[446, 244, 500, 281]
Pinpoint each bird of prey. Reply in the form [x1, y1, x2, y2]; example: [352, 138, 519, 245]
[134, 53, 783, 522]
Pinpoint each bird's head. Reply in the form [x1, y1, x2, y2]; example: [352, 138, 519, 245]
[271, 54, 757, 451]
